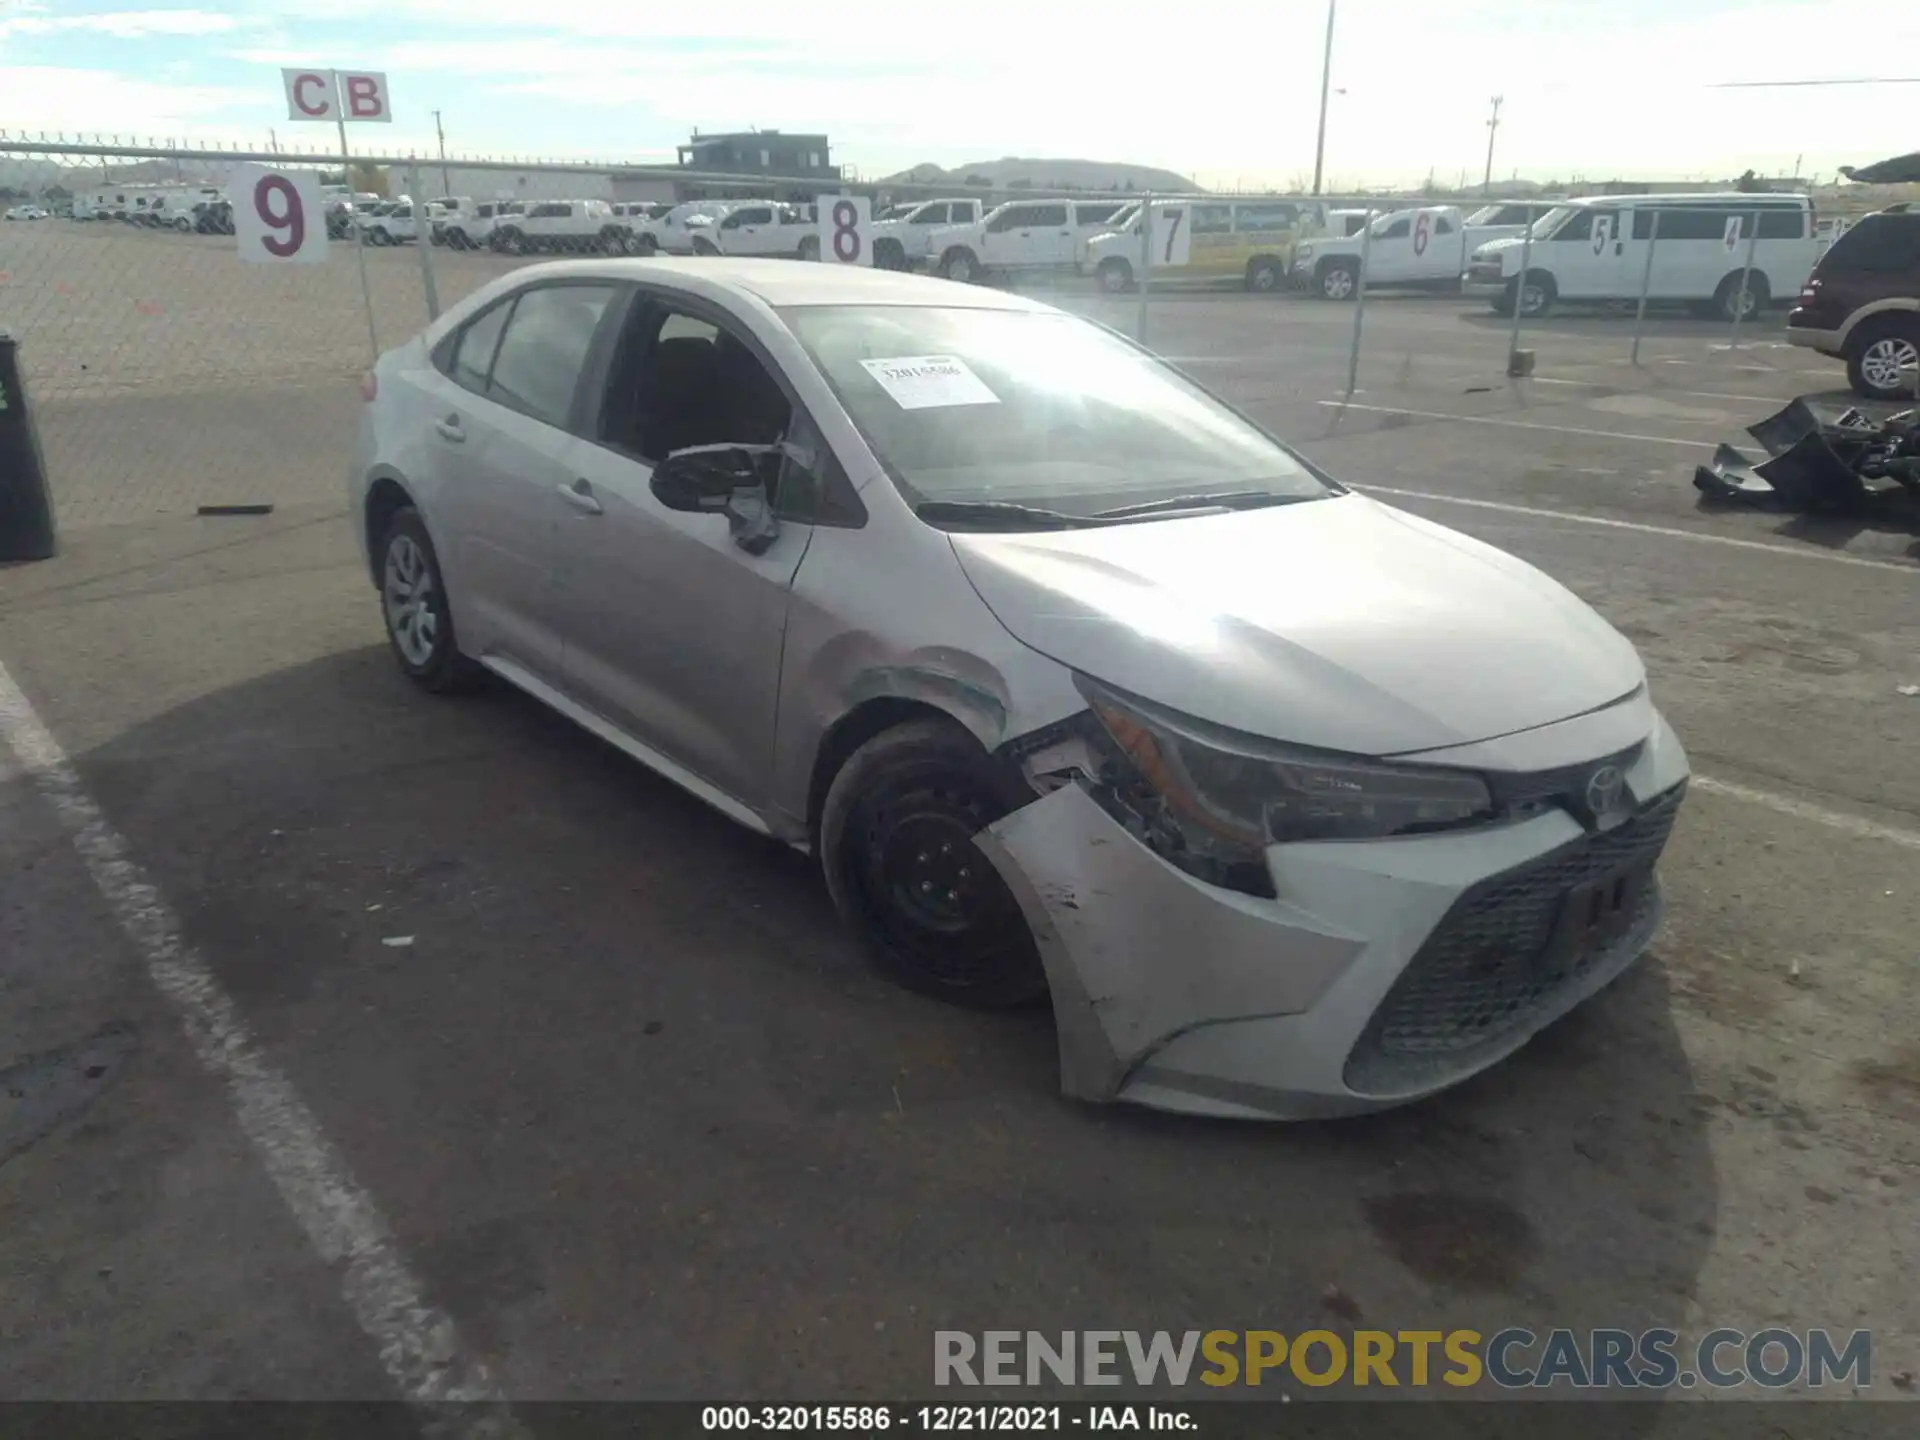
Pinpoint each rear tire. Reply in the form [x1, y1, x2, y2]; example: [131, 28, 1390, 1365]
[939, 247, 979, 283]
[1845, 316, 1920, 401]
[1246, 257, 1283, 293]
[376, 508, 483, 694]
[820, 719, 1047, 1010]
[798, 234, 820, 261]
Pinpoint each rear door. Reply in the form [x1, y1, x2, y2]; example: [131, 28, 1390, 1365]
[418, 280, 623, 684]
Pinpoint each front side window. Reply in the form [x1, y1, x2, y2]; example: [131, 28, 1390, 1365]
[1027, 204, 1069, 228]
[1190, 204, 1233, 235]
[1373, 216, 1412, 240]
[783, 305, 1331, 523]
[910, 203, 948, 225]
[485, 285, 618, 430]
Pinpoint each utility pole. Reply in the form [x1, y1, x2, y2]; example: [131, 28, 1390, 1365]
[1311, 0, 1337, 196]
[269, 128, 279, 156]
[433, 110, 451, 197]
[1482, 96, 1503, 196]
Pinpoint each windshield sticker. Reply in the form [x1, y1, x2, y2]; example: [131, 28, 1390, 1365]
[859, 355, 1000, 410]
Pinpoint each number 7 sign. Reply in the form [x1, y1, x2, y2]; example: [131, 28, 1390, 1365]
[231, 164, 328, 264]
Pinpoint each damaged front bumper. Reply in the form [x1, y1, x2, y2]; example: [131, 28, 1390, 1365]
[973, 712, 1691, 1119]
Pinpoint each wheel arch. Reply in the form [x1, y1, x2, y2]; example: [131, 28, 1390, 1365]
[1838, 297, 1920, 350]
[362, 471, 418, 587]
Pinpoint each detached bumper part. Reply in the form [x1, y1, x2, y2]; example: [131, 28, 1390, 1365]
[1694, 396, 1920, 510]
[975, 714, 1690, 1119]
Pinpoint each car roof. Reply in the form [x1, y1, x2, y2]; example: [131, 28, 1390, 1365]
[484, 257, 1053, 312]
[1563, 192, 1811, 207]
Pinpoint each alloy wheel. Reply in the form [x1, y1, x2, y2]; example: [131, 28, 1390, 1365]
[382, 534, 440, 668]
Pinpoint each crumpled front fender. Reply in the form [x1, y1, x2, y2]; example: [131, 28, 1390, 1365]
[972, 785, 1360, 1103]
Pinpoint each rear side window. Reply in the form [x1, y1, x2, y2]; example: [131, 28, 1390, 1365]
[1636, 208, 1744, 241]
[486, 285, 619, 430]
[1236, 203, 1300, 233]
[1820, 213, 1920, 272]
[1028, 204, 1068, 228]
[1191, 204, 1233, 235]
[451, 302, 512, 393]
[1757, 208, 1806, 239]
[1075, 203, 1121, 225]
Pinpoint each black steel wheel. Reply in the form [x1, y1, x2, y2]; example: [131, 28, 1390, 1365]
[820, 719, 1047, 1009]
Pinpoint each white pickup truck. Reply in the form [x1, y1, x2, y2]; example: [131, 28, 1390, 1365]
[870, 198, 985, 270]
[440, 200, 523, 250]
[700, 202, 820, 260]
[925, 198, 1133, 284]
[1290, 204, 1543, 299]
[489, 199, 622, 255]
[361, 199, 424, 246]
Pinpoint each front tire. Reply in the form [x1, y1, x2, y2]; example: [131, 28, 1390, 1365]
[377, 508, 482, 693]
[1846, 317, 1920, 401]
[1097, 257, 1134, 293]
[1508, 271, 1555, 318]
[819, 719, 1047, 1010]
[1714, 271, 1769, 322]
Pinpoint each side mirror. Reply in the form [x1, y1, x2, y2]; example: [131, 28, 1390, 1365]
[652, 445, 795, 556]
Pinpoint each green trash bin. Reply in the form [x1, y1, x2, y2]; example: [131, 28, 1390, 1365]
[0, 330, 57, 561]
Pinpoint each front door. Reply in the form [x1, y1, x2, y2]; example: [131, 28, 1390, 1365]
[1544, 206, 1623, 298]
[556, 299, 815, 809]
[419, 281, 620, 685]
[984, 202, 1074, 270]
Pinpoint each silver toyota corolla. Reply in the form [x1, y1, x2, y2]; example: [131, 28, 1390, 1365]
[351, 257, 1689, 1119]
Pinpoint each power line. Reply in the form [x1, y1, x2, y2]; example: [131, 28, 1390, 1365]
[1708, 77, 1920, 88]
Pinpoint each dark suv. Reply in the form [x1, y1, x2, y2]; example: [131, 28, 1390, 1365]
[1788, 204, 1920, 400]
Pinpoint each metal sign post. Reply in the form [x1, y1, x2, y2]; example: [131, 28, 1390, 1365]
[337, 100, 379, 360]
[1729, 208, 1761, 350]
[1136, 195, 1153, 344]
[409, 158, 440, 321]
[1506, 217, 1536, 373]
[1345, 207, 1374, 396]
[1631, 208, 1660, 366]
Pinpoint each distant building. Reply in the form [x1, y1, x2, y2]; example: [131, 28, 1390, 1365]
[677, 130, 837, 181]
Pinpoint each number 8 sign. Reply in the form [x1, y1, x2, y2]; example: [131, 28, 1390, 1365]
[817, 195, 872, 266]
[231, 163, 328, 265]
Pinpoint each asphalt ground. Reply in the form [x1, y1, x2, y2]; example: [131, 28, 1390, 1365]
[1, 224, 1916, 1417]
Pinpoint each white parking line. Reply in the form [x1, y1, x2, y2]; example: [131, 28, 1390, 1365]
[1528, 377, 1791, 405]
[1355, 485, 1918, 575]
[0, 662, 522, 1436]
[1316, 399, 1716, 449]
[1692, 776, 1920, 852]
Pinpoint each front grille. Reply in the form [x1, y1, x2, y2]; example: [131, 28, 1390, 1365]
[1343, 785, 1684, 1096]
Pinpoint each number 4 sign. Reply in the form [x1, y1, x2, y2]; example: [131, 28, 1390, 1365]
[231, 164, 328, 264]
[1723, 215, 1744, 252]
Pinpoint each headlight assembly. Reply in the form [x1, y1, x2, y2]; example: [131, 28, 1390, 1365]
[1074, 677, 1495, 896]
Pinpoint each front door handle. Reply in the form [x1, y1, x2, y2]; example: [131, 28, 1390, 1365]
[558, 479, 603, 515]
[434, 414, 465, 443]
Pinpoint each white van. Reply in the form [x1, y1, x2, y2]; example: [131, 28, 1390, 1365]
[926, 198, 1135, 283]
[1468, 193, 1819, 320]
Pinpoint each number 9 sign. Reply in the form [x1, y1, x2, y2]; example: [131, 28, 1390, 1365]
[230, 163, 328, 265]
[817, 195, 872, 266]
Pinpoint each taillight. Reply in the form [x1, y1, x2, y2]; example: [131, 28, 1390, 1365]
[359, 371, 378, 403]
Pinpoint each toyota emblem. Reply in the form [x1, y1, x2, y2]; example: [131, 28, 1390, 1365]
[1584, 764, 1626, 819]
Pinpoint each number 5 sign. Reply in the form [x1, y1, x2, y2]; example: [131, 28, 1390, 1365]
[818, 196, 872, 266]
[231, 164, 328, 264]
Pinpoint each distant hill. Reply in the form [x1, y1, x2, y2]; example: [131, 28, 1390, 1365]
[881, 157, 1200, 194]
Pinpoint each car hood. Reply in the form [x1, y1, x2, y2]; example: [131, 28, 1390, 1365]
[949, 493, 1643, 756]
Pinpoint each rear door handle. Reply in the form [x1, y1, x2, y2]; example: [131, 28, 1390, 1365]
[558, 479, 603, 515]
[434, 415, 465, 443]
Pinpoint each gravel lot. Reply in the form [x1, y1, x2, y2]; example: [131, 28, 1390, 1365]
[1, 223, 1916, 1420]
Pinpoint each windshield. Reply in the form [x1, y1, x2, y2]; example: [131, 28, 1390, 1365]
[1529, 205, 1577, 238]
[1104, 203, 1140, 232]
[782, 306, 1331, 523]
[1463, 205, 1504, 226]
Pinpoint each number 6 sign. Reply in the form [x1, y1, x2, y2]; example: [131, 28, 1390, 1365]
[230, 163, 328, 265]
[1413, 210, 1433, 256]
[818, 195, 873, 266]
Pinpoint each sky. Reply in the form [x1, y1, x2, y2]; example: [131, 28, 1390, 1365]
[0, 0, 1914, 188]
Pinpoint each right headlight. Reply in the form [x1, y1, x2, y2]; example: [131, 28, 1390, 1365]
[1075, 677, 1495, 896]
[1295, 243, 1315, 259]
